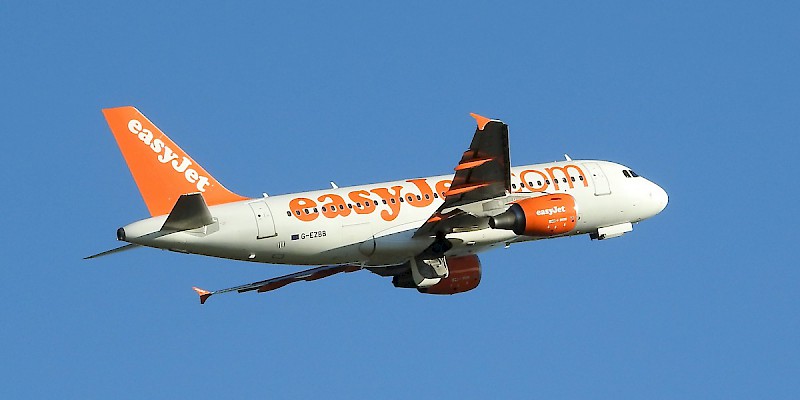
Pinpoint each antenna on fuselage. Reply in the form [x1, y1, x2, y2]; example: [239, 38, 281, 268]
[564, 154, 572, 161]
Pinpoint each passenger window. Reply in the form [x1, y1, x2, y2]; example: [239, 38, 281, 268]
[286, 211, 291, 216]
[382, 200, 387, 204]
[304, 209, 309, 214]
[373, 200, 379, 206]
[416, 195, 421, 201]
[562, 178, 567, 183]
[399, 197, 404, 202]
[339, 204, 345, 210]
[579, 176, 584, 181]
[546, 180, 550, 184]
[424, 194, 430, 199]
[313, 208, 318, 213]
[391, 198, 396, 204]
[321, 206, 327, 212]
[537, 180, 542, 186]
[433, 193, 439, 199]
[348, 204, 353, 209]
[512, 183, 517, 189]
[571, 177, 576, 182]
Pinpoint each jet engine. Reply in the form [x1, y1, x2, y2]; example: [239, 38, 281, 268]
[420, 255, 482, 295]
[489, 194, 577, 236]
[392, 254, 482, 295]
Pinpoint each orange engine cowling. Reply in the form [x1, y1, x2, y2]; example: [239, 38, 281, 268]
[489, 194, 577, 236]
[419, 255, 482, 295]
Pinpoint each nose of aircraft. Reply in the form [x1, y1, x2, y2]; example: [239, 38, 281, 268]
[650, 183, 669, 215]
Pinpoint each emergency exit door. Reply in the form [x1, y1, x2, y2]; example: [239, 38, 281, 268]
[249, 201, 277, 239]
[583, 162, 611, 196]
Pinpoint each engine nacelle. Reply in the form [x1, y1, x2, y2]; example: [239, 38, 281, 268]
[489, 194, 577, 236]
[418, 255, 481, 295]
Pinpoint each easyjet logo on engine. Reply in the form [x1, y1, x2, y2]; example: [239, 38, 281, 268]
[127, 119, 211, 192]
[536, 206, 566, 216]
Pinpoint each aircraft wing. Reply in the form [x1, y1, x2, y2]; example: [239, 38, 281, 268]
[192, 264, 363, 304]
[414, 114, 511, 238]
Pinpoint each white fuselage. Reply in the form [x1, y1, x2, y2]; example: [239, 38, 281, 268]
[120, 160, 668, 267]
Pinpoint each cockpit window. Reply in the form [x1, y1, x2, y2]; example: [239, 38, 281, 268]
[622, 169, 640, 178]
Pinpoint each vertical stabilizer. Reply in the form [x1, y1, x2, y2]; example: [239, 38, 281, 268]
[103, 106, 248, 216]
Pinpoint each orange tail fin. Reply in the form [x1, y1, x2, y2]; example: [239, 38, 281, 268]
[103, 106, 248, 216]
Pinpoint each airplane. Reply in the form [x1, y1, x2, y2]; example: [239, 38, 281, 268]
[87, 106, 668, 304]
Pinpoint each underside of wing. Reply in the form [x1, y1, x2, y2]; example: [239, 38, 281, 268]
[193, 264, 363, 304]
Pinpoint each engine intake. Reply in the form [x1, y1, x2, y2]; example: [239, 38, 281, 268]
[489, 194, 577, 236]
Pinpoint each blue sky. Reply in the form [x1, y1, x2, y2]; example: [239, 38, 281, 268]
[2, 1, 798, 398]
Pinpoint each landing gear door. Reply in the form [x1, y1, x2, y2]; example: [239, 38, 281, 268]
[249, 201, 277, 239]
[584, 162, 611, 196]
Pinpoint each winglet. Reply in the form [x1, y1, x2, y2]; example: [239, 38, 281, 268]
[192, 287, 212, 304]
[470, 113, 491, 131]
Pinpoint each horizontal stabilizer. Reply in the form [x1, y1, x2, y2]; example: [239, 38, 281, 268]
[84, 243, 140, 259]
[162, 193, 213, 231]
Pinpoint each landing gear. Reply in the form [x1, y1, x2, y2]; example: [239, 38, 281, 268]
[421, 232, 453, 259]
[390, 232, 453, 289]
[390, 255, 450, 289]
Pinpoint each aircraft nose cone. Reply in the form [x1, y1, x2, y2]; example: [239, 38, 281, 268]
[650, 184, 668, 214]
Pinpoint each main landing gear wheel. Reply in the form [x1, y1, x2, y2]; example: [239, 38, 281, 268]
[427, 232, 453, 258]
